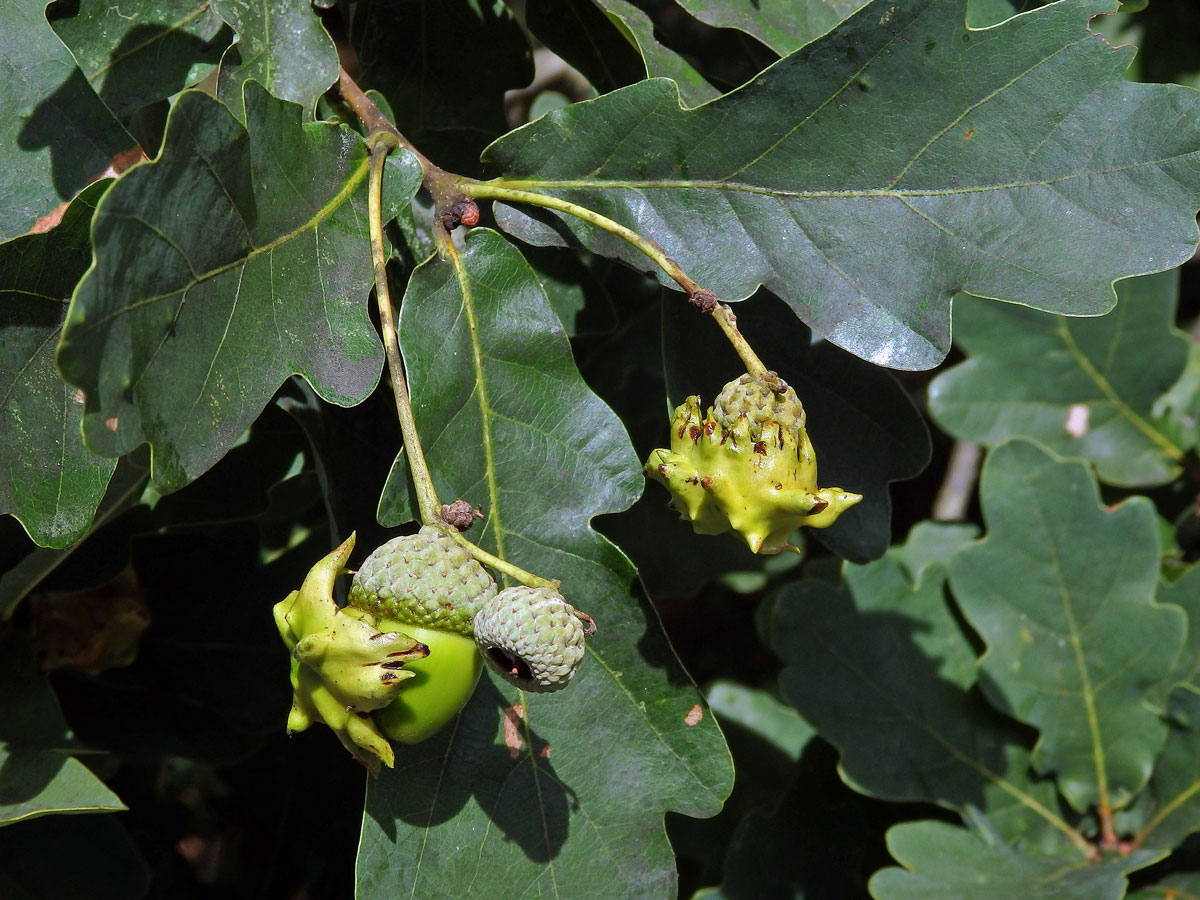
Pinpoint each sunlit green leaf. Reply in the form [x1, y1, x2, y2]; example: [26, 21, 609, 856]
[361, 229, 732, 900]
[1127, 872, 1200, 900]
[213, 0, 338, 121]
[705, 680, 815, 762]
[587, 0, 720, 105]
[929, 273, 1190, 487]
[676, 0, 870, 55]
[57, 87, 422, 492]
[486, 0, 1200, 369]
[950, 440, 1184, 812]
[1138, 690, 1200, 850]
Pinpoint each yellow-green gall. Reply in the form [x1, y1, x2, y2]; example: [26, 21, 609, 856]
[273, 534, 429, 773]
[644, 373, 861, 554]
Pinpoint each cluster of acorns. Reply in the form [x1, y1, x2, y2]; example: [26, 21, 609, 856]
[277, 371, 858, 770]
[273, 526, 592, 772]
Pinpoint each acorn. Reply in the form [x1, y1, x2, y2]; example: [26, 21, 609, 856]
[346, 526, 498, 744]
[473, 586, 591, 693]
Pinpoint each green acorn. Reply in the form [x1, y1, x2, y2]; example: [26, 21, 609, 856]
[473, 586, 592, 693]
[345, 526, 499, 744]
[347, 525, 497, 635]
[644, 372, 861, 554]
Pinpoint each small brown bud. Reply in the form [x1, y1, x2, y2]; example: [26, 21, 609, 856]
[440, 499, 484, 531]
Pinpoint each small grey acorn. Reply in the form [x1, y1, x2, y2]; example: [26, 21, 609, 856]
[473, 586, 591, 693]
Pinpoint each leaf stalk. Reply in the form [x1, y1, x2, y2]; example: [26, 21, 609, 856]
[367, 131, 442, 527]
[459, 181, 769, 377]
[367, 135, 561, 593]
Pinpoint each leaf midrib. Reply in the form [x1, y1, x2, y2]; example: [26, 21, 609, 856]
[486, 146, 1198, 199]
[1054, 319, 1184, 462]
[72, 154, 369, 338]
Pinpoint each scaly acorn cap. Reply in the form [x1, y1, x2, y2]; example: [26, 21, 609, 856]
[473, 587, 592, 693]
[644, 372, 861, 553]
[347, 526, 497, 637]
[713, 372, 805, 441]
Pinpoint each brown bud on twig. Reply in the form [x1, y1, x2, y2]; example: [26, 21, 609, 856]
[689, 288, 719, 314]
[440, 499, 485, 531]
[440, 200, 480, 231]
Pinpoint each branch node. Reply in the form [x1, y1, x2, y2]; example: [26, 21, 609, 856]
[690, 288, 719, 314]
[440, 200, 480, 231]
[440, 499, 484, 531]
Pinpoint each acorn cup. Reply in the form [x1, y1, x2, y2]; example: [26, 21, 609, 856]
[473, 586, 593, 693]
[644, 372, 861, 554]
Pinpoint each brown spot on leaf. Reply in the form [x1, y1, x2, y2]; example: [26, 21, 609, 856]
[539, 745, 551, 758]
[503, 704, 525, 759]
[684, 704, 703, 726]
[964, 127, 975, 140]
[104, 416, 119, 432]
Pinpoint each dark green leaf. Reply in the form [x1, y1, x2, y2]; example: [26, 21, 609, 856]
[676, 0, 870, 55]
[0, 0, 134, 241]
[705, 680, 815, 762]
[486, 0, 1200, 369]
[772, 538, 1071, 854]
[521, 0, 646, 97]
[1, 182, 115, 548]
[347, 0, 532, 177]
[48, 0, 229, 121]
[587, 0, 720, 106]
[869, 820, 1161, 900]
[361, 229, 732, 899]
[693, 740, 885, 900]
[928, 273, 1190, 487]
[213, 0, 338, 121]
[0, 635, 124, 825]
[1154, 562, 1200, 714]
[1128, 872, 1200, 900]
[950, 440, 1184, 812]
[0, 813, 148, 899]
[1138, 690, 1200, 850]
[57, 87, 423, 492]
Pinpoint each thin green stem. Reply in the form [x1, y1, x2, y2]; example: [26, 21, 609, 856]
[367, 131, 442, 526]
[710, 305, 768, 378]
[459, 181, 769, 377]
[444, 529, 560, 592]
